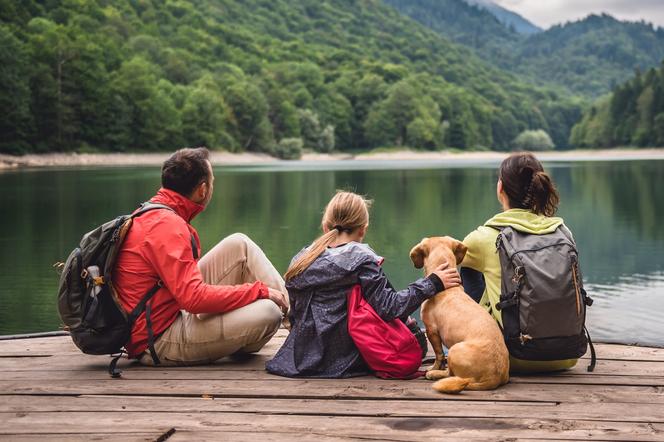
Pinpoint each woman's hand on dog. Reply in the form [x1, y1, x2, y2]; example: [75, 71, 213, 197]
[430, 262, 461, 289]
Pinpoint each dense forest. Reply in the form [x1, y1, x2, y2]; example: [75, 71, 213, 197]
[386, 0, 664, 97]
[571, 63, 664, 148]
[1, 0, 663, 156]
[0, 0, 583, 156]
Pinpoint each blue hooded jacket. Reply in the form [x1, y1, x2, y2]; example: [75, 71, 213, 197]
[266, 242, 442, 378]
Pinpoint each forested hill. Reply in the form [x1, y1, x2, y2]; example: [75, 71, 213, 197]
[521, 15, 664, 97]
[385, 1, 664, 98]
[571, 63, 664, 148]
[0, 0, 580, 156]
[464, 0, 541, 35]
[382, 0, 520, 68]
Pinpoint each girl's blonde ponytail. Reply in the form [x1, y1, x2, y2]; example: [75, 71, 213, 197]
[284, 229, 340, 281]
[284, 191, 370, 281]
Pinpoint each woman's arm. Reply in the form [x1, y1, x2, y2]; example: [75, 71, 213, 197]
[357, 262, 444, 322]
[460, 229, 486, 271]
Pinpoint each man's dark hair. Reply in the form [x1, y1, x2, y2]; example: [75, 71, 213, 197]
[161, 147, 211, 197]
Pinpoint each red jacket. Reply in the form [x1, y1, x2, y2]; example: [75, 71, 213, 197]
[114, 188, 269, 357]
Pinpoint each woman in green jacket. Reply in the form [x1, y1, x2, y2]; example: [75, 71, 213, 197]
[460, 152, 578, 373]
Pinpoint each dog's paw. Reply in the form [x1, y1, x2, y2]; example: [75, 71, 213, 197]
[425, 369, 449, 381]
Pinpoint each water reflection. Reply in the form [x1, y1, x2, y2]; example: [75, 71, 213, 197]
[0, 160, 662, 345]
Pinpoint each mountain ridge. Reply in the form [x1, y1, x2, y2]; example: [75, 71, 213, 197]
[464, 0, 541, 35]
[385, 1, 664, 97]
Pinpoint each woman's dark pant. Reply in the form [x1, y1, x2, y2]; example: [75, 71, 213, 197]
[460, 267, 485, 303]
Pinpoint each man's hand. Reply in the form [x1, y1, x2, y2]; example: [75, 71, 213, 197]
[267, 287, 289, 314]
[430, 262, 461, 290]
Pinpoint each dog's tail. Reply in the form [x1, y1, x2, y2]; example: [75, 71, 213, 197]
[431, 376, 471, 394]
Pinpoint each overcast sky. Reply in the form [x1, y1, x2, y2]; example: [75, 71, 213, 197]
[493, 0, 664, 29]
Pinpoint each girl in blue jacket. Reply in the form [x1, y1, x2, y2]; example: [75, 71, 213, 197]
[266, 191, 460, 378]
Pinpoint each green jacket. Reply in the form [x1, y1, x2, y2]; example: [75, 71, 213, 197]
[462, 209, 576, 373]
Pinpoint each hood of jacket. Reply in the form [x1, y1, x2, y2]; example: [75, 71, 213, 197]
[484, 208, 563, 234]
[150, 188, 205, 223]
[286, 242, 383, 291]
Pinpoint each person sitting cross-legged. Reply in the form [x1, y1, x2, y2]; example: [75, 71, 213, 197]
[114, 147, 289, 366]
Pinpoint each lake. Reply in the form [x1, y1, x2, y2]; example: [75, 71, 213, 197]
[1, 158, 662, 346]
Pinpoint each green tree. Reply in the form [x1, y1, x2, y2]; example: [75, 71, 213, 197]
[182, 82, 234, 150]
[225, 81, 274, 152]
[298, 109, 322, 150]
[319, 125, 336, 153]
[26, 18, 79, 150]
[0, 26, 33, 153]
[111, 57, 181, 150]
[654, 113, 664, 146]
[512, 129, 555, 151]
[365, 77, 442, 149]
[274, 137, 303, 160]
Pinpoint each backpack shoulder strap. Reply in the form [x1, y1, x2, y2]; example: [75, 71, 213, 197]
[132, 202, 174, 218]
[557, 224, 576, 245]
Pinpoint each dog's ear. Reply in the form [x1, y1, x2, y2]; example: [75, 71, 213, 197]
[454, 240, 468, 265]
[409, 240, 428, 269]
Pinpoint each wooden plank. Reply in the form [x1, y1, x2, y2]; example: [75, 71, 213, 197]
[2, 378, 663, 404]
[0, 339, 284, 357]
[2, 434, 161, 442]
[2, 369, 664, 387]
[1, 351, 663, 382]
[1, 335, 662, 362]
[580, 344, 664, 362]
[3, 394, 664, 423]
[168, 432, 598, 442]
[0, 330, 289, 353]
[2, 412, 662, 441]
[169, 432, 380, 442]
[510, 374, 664, 387]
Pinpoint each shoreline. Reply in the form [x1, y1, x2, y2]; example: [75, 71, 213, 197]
[2, 148, 664, 170]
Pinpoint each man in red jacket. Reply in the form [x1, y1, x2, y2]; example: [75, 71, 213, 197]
[114, 147, 289, 366]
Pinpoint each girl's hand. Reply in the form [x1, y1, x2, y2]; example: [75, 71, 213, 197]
[430, 262, 461, 289]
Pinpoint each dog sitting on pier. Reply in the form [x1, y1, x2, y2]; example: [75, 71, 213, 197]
[409, 236, 509, 393]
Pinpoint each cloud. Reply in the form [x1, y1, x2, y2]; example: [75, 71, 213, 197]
[492, 0, 664, 28]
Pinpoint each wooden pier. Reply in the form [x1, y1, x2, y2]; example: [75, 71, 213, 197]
[1, 330, 663, 441]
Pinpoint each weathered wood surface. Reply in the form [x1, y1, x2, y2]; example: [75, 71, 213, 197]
[0, 333, 663, 441]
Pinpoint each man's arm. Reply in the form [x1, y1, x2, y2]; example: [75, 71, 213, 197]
[143, 219, 269, 314]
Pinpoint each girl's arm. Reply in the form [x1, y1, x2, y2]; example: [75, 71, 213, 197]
[357, 262, 444, 322]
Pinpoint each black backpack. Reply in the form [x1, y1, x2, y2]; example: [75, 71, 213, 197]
[56, 202, 195, 377]
[495, 225, 596, 371]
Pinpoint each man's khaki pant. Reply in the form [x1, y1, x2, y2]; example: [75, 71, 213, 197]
[140, 233, 287, 366]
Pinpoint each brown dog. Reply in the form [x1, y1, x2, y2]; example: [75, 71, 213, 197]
[410, 236, 509, 393]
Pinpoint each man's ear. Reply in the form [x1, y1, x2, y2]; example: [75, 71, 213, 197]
[189, 180, 206, 203]
[454, 240, 468, 265]
[409, 239, 428, 269]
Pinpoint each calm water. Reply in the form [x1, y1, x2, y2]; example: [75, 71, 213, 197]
[1, 159, 662, 346]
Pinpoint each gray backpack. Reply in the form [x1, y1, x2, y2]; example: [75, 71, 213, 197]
[495, 225, 595, 371]
[57, 202, 197, 377]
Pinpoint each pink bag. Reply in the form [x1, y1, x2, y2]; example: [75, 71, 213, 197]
[346, 284, 424, 379]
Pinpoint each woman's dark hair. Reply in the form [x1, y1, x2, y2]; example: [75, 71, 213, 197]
[499, 152, 559, 217]
[161, 147, 211, 197]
